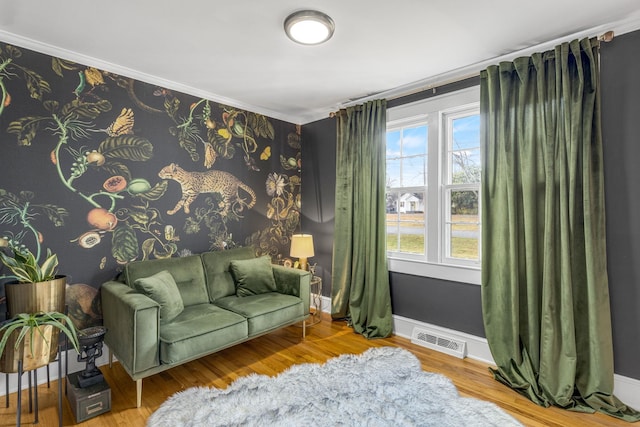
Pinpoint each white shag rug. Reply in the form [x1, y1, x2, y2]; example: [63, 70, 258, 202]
[147, 346, 523, 427]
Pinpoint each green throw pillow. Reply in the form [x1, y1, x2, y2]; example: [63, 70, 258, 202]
[134, 270, 184, 323]
[230, 256, 277, 297]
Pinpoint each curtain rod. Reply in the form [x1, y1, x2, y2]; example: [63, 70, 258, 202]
[331, 30, 615, 116]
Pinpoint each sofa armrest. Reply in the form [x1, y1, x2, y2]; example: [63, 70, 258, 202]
[272, 265, 311, 315]
[101, 280, 160, 377]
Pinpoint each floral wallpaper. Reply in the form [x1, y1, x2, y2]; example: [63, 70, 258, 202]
[0, 42, 301, 329]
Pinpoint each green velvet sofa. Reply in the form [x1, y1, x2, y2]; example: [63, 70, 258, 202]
[100, 246, 311, 407]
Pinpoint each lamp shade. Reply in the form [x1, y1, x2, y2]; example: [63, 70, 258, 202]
[290, 234, 314, 258]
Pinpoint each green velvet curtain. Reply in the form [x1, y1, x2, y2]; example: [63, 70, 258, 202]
[331, 99, 393, 339]
[480, 38, 639, 421]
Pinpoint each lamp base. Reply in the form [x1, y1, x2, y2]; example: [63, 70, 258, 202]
[298, 257, 308, 271]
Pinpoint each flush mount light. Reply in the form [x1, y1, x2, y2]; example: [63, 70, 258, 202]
[284, 10, 335, 45]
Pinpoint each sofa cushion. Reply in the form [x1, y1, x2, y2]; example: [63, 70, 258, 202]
[201, 247, 255, 301]
[230, 256, 277, 297]
[124, 255, 209, 306]
[215, 293, 304, 336]
[159, 304, 248, 365]
[133, 270, 184, 324]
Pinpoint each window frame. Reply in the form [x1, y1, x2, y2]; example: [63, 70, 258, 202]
[441, 106, 481, 268]
[386, 86, 481, 285]
[386, 116, 428, 256]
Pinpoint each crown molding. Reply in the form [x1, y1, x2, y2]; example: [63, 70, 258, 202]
[338, 12, 640, 110]
[0, 29, 304, 125]
[3, 10, 640, 126]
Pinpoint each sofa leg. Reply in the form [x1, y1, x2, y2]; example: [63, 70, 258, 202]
[303, 320, 306, 340]
[109, 348, 113, 368]
[136, 379, 142, 408]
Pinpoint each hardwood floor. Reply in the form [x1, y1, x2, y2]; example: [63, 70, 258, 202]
[0, 314, 632, 426]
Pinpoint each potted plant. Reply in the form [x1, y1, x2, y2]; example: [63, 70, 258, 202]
[0, 245, 59, 284]
[0, 312, 80, 372]
[0, 245, 70, 372]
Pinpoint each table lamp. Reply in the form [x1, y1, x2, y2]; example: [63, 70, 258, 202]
[290, 234, 314, 271]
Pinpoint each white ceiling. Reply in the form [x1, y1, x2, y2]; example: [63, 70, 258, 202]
[1, 1, 640, 124]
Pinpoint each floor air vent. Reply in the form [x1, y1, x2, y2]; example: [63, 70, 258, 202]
[411, 327, 467, 359]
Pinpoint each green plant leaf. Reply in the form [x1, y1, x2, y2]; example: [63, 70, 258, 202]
[0, 252, 20, 269]
[136, 180, 167, 201]
[39, 204, 68, 227]
[61, 99, 112, 120]
[248, 113, 275, 140]
[39, 312, 79, 353]
[19, 191, 35, 201]
[101, 161, 132, 181]
[22, 264, 39, 282]
[99, 135, 154, 161]
[0, 247, 57, 282]
[6, 116, 45, 146]
[4, 45, 22, 59]
[287, 132, 301, 150]
[141, 238, 155, 261]
[43, 100, 60, 114]
[178, 138, 199, 161]
[0, 322, 25, 357]
[39, 251, 59, 280]
[0, 188, 21, 204]
[13, 249, 30, 264]
[18, 66, 51, 101]
[0, 312, 80, 358]
[164, 97, 180, 120]
[111, 225, 139, 264]
[153, 242, 177, 259]
[51, 58, 77, 78]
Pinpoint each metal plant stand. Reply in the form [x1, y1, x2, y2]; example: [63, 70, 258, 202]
[4, 343, 64, 427]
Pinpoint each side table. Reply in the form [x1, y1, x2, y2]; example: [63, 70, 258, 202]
[307, 276, 323, 326]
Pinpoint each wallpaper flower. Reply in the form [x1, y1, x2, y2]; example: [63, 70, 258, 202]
[0, 42, 301, 329]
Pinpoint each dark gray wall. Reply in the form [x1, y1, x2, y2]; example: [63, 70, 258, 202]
[389, 273, 485, 336]
[301, 29, 640, 380]
[301, 118, 336, 296]
[601, 30, 640, 380]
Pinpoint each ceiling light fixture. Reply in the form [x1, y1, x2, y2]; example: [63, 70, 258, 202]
[284, 10, 335, 45]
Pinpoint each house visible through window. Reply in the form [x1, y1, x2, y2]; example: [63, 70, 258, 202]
[386, 86, 481, 284]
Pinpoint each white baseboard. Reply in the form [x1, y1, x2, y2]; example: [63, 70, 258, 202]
[392, 314, 495, 364]
[392, 314, 640, 411]
[613, 373, 640, 411]
[320, 295, 331, 313]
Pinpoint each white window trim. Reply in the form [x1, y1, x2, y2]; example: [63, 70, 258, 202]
[387, 257, 481, 285]
[387, 86, 481, 285]
[440, 107, 481, 268]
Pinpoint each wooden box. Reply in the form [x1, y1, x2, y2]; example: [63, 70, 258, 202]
[66, 371, 111, 422]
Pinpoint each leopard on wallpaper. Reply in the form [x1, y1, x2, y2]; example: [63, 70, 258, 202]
[0, 42, 302, 329]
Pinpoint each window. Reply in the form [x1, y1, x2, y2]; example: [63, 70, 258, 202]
[386, 86, 481, 284]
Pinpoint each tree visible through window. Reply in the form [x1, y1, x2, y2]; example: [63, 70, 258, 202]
[445, 112, 480, 263]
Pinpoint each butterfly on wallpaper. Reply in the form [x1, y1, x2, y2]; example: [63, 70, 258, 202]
[260, 146, 271, 160]
[106, 107, 135, 136]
